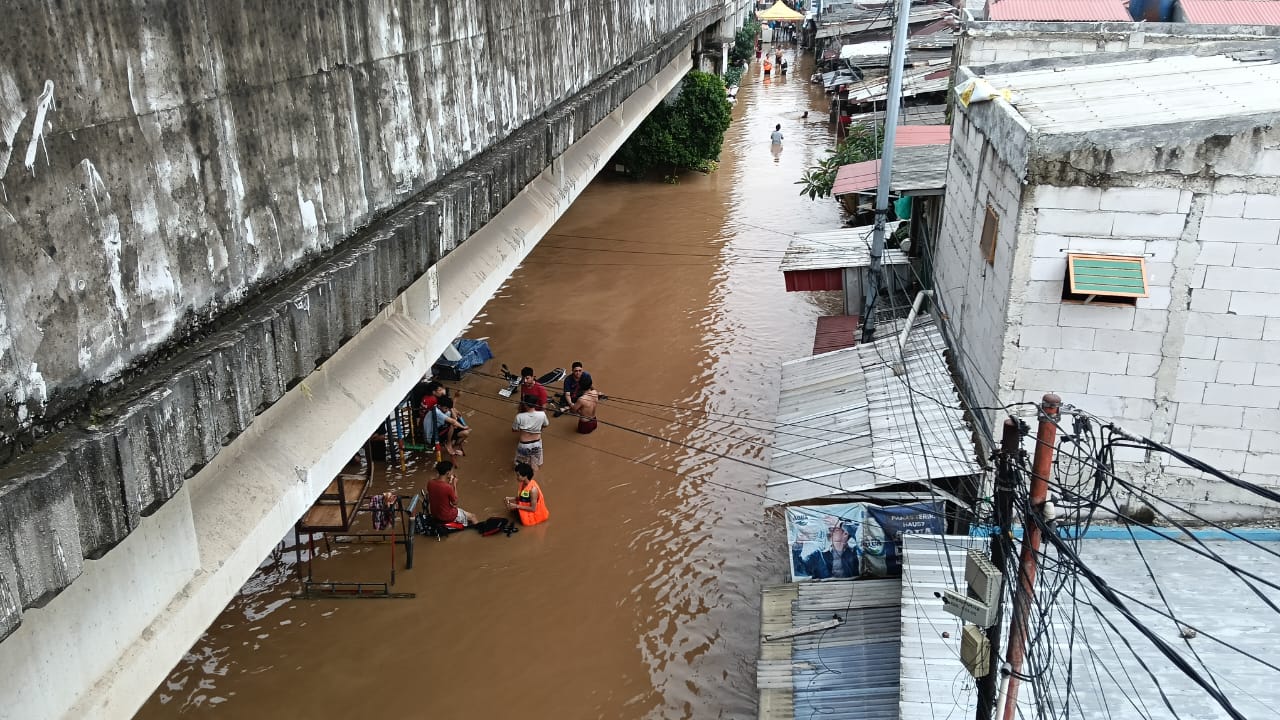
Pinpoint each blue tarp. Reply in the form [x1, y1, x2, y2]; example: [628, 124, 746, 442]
[436, 338, 493, 374]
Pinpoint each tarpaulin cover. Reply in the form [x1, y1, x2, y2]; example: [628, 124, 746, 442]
[435, 338, 493, 374]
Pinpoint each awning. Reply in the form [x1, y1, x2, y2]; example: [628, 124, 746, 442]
[757, 0, 805, 21]
[765, 316, 980, 506]
[831, 143, 950, 198]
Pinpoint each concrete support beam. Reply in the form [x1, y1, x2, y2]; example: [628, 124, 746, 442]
[0, 45, 691, 720]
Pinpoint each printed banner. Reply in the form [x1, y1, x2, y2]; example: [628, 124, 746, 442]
[786, 501, 945, 581]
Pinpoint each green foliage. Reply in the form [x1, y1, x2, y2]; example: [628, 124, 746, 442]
[616, 71, 733, 179]
[795, 125, 880, 200]
[724, 65, 744, 89]
[729, 20, 760, 66]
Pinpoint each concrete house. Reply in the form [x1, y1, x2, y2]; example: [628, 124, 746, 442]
[932, 42, 1280, 520]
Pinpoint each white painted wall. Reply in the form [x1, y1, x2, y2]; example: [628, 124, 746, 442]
[936, 99, 1280, 520]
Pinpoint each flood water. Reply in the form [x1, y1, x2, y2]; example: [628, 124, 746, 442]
[138, 45, 845, 719]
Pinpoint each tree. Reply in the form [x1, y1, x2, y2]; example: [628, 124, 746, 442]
[616, 71, 733, 179]
[795, 125, 880, 200]
[729, 21, 760, 67]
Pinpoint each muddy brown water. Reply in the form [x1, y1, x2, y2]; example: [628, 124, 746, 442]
[138, 48, 844, 720]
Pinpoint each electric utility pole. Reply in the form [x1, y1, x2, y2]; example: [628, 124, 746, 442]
[860, 0, 911, 343]
[977, 419, 1021, 719]
[1001, 394, 1060, 720]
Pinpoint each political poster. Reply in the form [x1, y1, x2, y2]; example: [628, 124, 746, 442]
[785, 500, 945, 581]
[786, 503, 865, 582]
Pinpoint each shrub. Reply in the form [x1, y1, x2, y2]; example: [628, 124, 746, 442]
[616, 71, 733, 179]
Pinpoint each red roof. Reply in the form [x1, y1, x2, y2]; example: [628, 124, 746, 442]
[832, 159, 883, 197]
[987, 0, 1132, 21]
[895, 125, 952, 147]
[831, 126, 951, 196]
[1178, 0, 1280, 24]
[813, 315, 860, 354]
[785, 269, 844, 292]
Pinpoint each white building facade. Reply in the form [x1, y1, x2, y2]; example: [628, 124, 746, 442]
[933, 44, 1280, 520]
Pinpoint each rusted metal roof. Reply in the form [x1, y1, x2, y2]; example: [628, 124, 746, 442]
[1178, 0, 1280, 24]
[986, 0, 1132, 21]
[813, 315, 861, 354]
[830, 127, 950, 198]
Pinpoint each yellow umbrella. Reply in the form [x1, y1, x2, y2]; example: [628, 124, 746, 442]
[757, 1, 805, 21]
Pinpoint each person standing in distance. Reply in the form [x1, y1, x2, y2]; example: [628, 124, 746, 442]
[770, 124, 784, 145]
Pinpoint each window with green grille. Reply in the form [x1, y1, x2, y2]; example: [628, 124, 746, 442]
[1064, 254, 1148, 304]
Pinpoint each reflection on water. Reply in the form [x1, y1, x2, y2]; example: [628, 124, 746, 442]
[138, 43, 844, 720]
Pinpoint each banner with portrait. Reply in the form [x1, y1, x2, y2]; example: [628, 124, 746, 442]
[785, 501, 945, 581]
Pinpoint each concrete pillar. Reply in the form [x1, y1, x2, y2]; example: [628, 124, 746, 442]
[722, 42, 729, 75]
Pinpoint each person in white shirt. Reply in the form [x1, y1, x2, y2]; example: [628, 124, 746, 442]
[770, 124, 784, 144]
[511, 401, 550, 470]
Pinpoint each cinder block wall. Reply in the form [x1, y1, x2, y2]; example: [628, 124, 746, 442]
[960, 21, 1280, 65]
[938, 70, 1280, 518]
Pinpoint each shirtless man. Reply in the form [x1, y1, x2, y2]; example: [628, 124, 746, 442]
[511, 401, 550, 469]
[569, 376, 600, 435]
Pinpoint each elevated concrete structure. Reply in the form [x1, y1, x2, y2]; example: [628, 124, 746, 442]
[0, 1, 750, 717]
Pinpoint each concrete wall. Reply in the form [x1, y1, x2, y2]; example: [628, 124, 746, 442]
[959, 21, 1280, 64]
[938, 65, 1280, 520]
[1, 38, 699, 720]
[0, 0, 721, 444]
[0, 0, 726, 642]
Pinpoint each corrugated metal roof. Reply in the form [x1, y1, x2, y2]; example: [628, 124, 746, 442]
[831, 143, 951, 198]
[780, 223, 909, 272]
[987, 0, 1132, 21]
[899, 535, 985, 720]
[759, 579, 904, 720]
[898, 535, 1280, 720]
[814, 315, 862, 354]
[1179, 0, 1280, 24]
[845, 61, 953, 104]
[766, 316, 981, 505]
[785, 268, 845, 292]
[983, 52, 1280, 134]
[846, 105, 950, 128]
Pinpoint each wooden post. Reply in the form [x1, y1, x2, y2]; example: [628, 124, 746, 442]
[1001, 394, 1060, 720]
